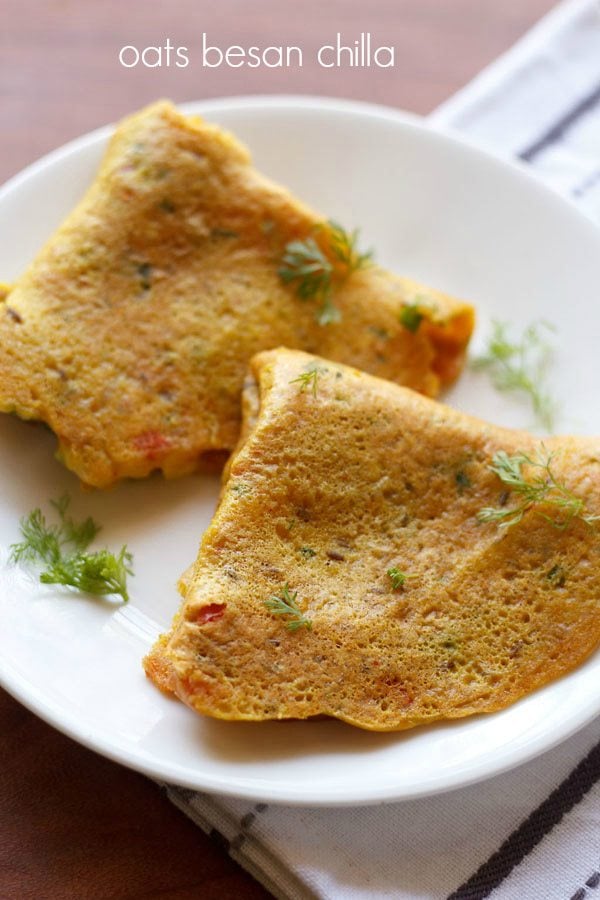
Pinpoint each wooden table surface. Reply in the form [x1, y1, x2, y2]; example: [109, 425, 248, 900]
[1, 1, 556, 897]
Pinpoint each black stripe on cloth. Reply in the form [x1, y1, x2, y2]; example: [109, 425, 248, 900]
[447, 739, 600, 900]
[585, 870, 600, 888]
[230, 801, 270, 851]
[572, 168, 600, 199]
[568, 867, 600, 900]
[517, 81, 600, 163]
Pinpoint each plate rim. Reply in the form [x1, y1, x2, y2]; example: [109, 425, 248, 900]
[2, 650, 600, 806]
[1, 93, 599, 807]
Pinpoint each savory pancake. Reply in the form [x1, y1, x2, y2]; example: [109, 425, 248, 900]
[0, 101, 473, 488]
[144, 348, 600, 731]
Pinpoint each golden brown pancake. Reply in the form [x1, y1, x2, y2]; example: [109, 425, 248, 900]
[144, 348, 600, 731]
[0, 101, 473, 488]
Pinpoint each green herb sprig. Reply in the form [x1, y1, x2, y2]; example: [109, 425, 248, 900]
[399, 304, 424, 334]
[264, 583, 312, 631]
[9, 495, 133, 602]
[299, 547, 317, 558]
[326, 221, 373, 272]
[278, 220, 372, 325]
[477, 449, 599, 530]
[289, 365, 323, 397]
[471, 320, 557, 431]
[40, 547, 132, 601]
[387, 567, 417, 590]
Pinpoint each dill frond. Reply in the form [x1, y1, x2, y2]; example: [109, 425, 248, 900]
[316, 293, 342, 326]
[278, 220, 372, 325]
[278, 236, 333, 300]
[472, 320, 557, 431]
[387, 567, 417, 590]
[477, 448, 599, 530]
[9, 495, 132, 602]
[289, 365, 323, 397]
[9, 508, 62, 565]
[40, 547, 133, 603]
[50, 493, 101, 552]
[264, 583, 312, 631]
[326, 220, 373, 273]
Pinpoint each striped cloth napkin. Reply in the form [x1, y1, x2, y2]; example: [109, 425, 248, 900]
[163, 2, 600, 897]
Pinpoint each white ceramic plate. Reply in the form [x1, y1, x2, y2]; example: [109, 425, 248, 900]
[1, 96, 599, 807]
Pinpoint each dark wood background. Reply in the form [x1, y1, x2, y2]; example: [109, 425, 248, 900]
[1, 1, 556, 897]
